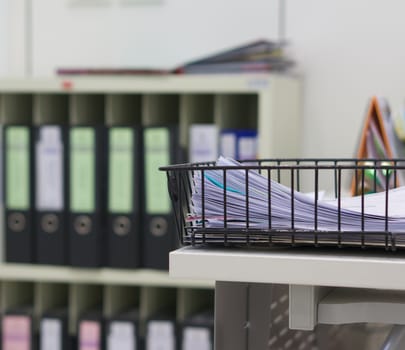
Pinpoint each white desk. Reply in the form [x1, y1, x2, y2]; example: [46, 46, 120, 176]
[170, 246, 405, 290]
[170, 246, 405, 339]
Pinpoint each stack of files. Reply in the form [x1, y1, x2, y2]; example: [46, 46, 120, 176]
[3, 120, 180, 269]
[173, 39, 293, 74]
[39, 309, 70, 350]
[145, 312, 177, 350]
[78, 310, 104, 350]
[181, 310, 214, 350]
[190, 157, 405, 233]
[2, 308, 34, 350]
[106, 309, 139, 350]
[142, 125, 182, 270]
[219, 129, 257, 160]
[57, 40, 293, 76]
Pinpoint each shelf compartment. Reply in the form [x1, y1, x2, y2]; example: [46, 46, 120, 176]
[290, 285, 405, 330]
[0, 264, 214, 288]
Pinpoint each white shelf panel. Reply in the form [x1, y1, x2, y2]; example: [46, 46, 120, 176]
[318, 288, 405, 325]
[0, 74, 292, 93]
[0, 264, 214, 288]
[170, 246, 405, 291]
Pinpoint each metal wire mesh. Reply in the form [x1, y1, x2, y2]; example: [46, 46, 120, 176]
[160, 158, 405, 251]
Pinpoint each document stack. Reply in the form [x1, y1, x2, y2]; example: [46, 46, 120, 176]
[190, 157, 405, 232]
[174, 39, 294, 74]
[160, 156, 405, 250]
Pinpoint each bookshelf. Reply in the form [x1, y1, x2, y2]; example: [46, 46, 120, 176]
[0, 74, 301, 341]
[0, 74, 301, 158]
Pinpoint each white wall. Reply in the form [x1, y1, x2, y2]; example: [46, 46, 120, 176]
[31, 0, 279, 75]
[0, 1, 7, 76]
[286, 0, 405, 158]
[3, 0, 405, 159]
[0, 0, 28, 77]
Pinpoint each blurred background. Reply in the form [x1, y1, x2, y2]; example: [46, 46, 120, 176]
[2, 0, 405, 159]
[1, 1, 405, 349]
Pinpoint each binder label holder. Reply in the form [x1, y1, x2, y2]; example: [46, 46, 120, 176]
[145, 128, 171, 216]
[108, 128, 134, 217]
[70, 128, 95, 214]
[36, 126, 64, 212]
[6, 127, 30, 211]
[4, 125, 34, 263]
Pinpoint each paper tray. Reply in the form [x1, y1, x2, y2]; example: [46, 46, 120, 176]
[160, 158, 405, 251]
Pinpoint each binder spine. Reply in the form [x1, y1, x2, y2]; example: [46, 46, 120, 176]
[40, 314, 70, 350]
[146, 318, 177, 350]
[78, 313, 105, 350]
[35, 125, 69, 265]
[143, 126, 180, 270]
[107, 127, 142, 268]
[4, 125, 35, 263]
[2, 311, 33, 350]
[106, 317, 139, 350]
[69, 126, 106, 267]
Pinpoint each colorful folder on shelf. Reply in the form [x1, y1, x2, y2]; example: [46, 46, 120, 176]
[351, 96, 404, 195]
[107, 126, 142, 269]
[142, 125, 181, 270]
[4, 125, 34, 263]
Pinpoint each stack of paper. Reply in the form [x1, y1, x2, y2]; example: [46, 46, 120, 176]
[189, 157, 405, 233]
[57, 40, 293, 76]
[175, 40, 293, 74]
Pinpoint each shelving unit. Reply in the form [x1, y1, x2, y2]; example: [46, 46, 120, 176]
[0, 74, 301, 159]
[0, 74, 301, 342]
[0, 263, 213, 288]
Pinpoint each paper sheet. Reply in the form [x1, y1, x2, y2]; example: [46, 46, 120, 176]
[189, 157, 405, 233]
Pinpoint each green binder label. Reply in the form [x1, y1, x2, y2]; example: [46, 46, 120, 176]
[6, 127, 30, 209]
[108, 128, 134, 213]
[70, 128, 95, 213]
[145, 128, 171, 214]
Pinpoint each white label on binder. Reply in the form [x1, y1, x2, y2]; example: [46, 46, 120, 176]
[183, 327, 211, 350]
[238, 136, 257, 160]
[40, 318, 62, 350]
[146, 321, 175, 350]
[107, 321, 136, 350]
[220, 133, 236, 158]
[36, 126, 64, 210]
[189, 124, 219, 163]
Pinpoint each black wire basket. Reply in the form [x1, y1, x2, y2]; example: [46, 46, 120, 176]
[160, 158, 405, 251]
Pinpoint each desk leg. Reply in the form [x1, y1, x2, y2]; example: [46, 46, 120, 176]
[215, 281, 272, 350]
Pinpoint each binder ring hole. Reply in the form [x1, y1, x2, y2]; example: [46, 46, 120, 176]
[74, 215, 92, 235]
[150, 217, 168, 237]
[41, 214, 59, 234]
[8, 213, 26, 232]
[113, 216, 131, 236]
